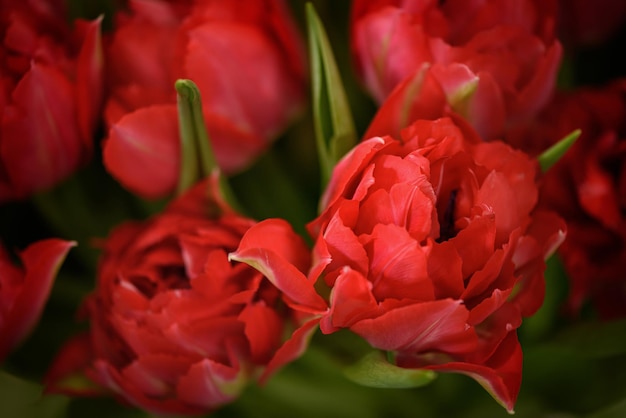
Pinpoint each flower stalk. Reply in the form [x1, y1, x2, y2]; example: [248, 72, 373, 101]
[175, 79, 241, 211]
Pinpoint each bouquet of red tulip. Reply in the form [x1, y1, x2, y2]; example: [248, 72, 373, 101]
[2, 1, 626, 417]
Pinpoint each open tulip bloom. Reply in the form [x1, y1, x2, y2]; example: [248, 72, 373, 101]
[1, 1, 626, 418]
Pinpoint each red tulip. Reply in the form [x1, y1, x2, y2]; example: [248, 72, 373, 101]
[311, 117, 564, 411]
[235, 117, 565, 411]
[46, 177, 324, 416]
[0, 238, 74, 362]
[102, 0, 307, 199]
[0, 0, 103, 201]
[351, 0, 561, 140]
[510, 80, 626, 319]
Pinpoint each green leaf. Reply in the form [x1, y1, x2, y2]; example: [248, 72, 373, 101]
[550, 318, 626, 359]
[174, 79, 241, 211]
[306, 3, 357, 188]
[175, 79, 218, 194]
[0, 371, 69, 418]
[587, 398, 626, 418]
[344, 351, 437, 389]
[538, 129, 581, 172]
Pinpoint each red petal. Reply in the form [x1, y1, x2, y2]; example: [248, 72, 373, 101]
[106, 14, 178, 93]
[176, 358, 245, 409]
[365, 223, 434, 301]
[316, 136, 387, 213]
[430, 63, 479, 108]
[321, 267, 378, 333]
[462, 245, 514, 303]
[578, 141, 622, 229]
[259, 316, 321, 384]
[2, 64, 83, 197]
[464, 71, 506, 140]
[449, 208, 497, 279]
[229, 219, 327, 313]
[185, 22, 303, 140]
[428, 241, 464, 299]
[234, 218, 311, 273]
[514, 42, 562, 121]
[353, 6, 433, 102]
[103, 104, 180, 198]
[512, 211, 565, 316]
[202, 111, 267, 174]
[0, 239, 74, 360]
[239, 302, 283, 364]
[121, 354, 190, 397]
[473, 141, 538, 244]
[90, 359, 203, 416]
[321, 204, 370, 280]
[351, 299, 477, 355]
[364, 65, 448, 140]
[421, 331, 522, 413]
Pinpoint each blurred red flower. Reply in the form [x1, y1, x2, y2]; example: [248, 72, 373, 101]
[350, 0, 562, 141]
[0, 0, 103, 201]
[511, 81, 626, 319]
[102, 0, 307, 198]
[46, 178, 325, 416]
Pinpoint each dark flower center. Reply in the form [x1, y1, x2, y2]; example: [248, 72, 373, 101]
[128, 265, 189, 299]
[437, 189, 458, 243]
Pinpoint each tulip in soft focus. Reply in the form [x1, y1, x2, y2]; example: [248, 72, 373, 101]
[102, 0, 307, 199]
[350, 0, 562, 141]
[510, 81, 626, 319]
[235, 117, 566, 412]
[46, 177, 326, 416]
[0, 238, 74, 362]
[0, 0, 103, 201]
[360, 62, 473, 140]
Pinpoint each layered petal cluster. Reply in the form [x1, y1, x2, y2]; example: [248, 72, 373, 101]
[103, 0, 307, 198]
[0, 238, 74, 362]
[511, 81, 626, 319]
[0, 0, 103, 201]
[307, 117, 565, 411]
[46, 179, 323, 416]
[351, 0, 562, 140]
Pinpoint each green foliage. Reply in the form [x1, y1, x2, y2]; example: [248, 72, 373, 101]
[306, 3, 357, 189]
[343, 351, 437, 389]
[175, 79, 218, 194]
[0, 371, 69, 418]
[538, 129, 581, 172]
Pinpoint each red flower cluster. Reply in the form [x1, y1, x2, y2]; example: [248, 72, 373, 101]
[238, 117, 565, 411]
[351, 0, 562, 141]
[102, 0, 307, 198]
[0, 0, 103, 201]
[9, 0, 624, 415]
[46, 179, 321, 416]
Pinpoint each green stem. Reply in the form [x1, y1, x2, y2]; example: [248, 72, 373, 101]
[174, 79, 242, 211]
[175, 79, 202, 194]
